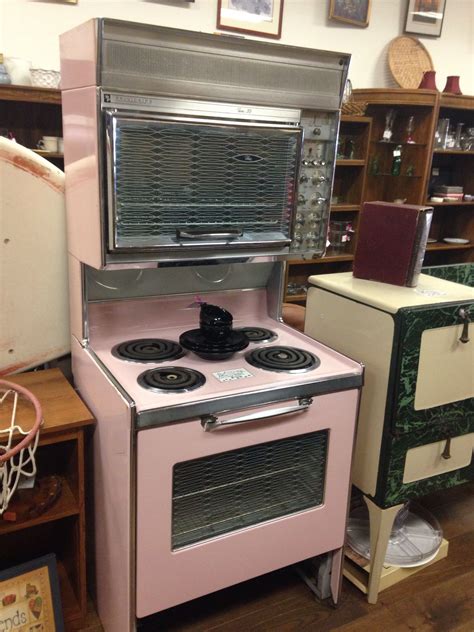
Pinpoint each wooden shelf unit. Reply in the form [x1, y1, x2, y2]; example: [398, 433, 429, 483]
[285, 115, 371, 303]
[353, 89, 473, 268]
[0, 85, 63, 165]
[0, 369, 94, 628]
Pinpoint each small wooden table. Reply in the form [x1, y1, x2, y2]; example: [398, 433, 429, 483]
[0, 369, 94, 628]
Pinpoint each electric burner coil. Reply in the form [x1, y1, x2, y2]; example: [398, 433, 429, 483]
[235, 327, 277, 343]
[138, 367, 206, 393]
[112, 339, 184, 363]
[246, 346, 319, 373]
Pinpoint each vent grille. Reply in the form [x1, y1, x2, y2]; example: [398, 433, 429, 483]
[113, 119, 299, 246]
[172, 429, 328, 549]
[103, 41, 341, 98]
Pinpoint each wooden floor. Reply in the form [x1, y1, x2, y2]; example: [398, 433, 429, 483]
[76, 482, 474, 632]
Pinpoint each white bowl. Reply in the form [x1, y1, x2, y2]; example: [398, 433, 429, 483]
[30, 68, 61, 89]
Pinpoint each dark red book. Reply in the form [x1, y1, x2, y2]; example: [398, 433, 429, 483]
[353, 202, 433, 287]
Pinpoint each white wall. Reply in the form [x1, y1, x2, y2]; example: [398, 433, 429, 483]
[0, 0, 473, 93]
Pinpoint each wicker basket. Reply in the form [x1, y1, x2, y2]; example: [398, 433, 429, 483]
[388, 36, 433, 89]
[341, 101, 367, 116]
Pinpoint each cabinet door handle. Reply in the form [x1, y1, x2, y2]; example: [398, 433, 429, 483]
[441, 437, 452, 460]
[458, 308, 470, 344]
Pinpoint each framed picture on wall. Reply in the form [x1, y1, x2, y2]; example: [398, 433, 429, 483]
[217, 0, 284, 40]
[329, 0, 371, 28]
[405, 0, 446, 37]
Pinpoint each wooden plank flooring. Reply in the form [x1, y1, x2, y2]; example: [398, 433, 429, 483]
[76, 482, 474, 632]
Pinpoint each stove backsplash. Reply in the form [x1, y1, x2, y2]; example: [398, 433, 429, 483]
[60, 18, 349, 269]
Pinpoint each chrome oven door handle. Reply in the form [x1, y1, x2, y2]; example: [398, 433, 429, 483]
[177, 228, 243, 240]
[201, 397, 313, 432]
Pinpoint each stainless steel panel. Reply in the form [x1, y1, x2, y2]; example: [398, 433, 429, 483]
[98, 19, 350, 111]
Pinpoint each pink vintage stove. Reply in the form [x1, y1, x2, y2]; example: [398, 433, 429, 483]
[60, 18, 363, 631]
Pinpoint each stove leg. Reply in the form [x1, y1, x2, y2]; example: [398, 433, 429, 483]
[295, 547, 344, 606]
[364, 496, 404, 604]
[329, 547, 344, 606]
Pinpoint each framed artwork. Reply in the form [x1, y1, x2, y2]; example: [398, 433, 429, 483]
[405, 0, 446, 37]
[0, 554, 64, 632]
[217, 0, 284, 40]
[329, 0, 371, 27]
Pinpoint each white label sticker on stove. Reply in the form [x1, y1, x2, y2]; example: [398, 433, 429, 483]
[213, 368, 254, 382]
[415, 288, 448, 297]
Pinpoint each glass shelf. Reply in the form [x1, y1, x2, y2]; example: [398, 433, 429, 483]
[368, 172, 422, 178]
[371, 141, 427, 147]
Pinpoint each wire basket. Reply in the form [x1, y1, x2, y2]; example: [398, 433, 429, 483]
[342, 101, 367, 116]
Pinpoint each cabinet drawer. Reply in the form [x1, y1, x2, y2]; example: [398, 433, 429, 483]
[403, 433, 474, 484]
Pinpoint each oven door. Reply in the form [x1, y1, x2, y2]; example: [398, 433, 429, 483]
[135, 389, 358, 617]
[104, 107, 302, 256]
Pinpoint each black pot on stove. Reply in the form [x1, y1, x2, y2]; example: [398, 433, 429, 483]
[180, 303, 249, 360]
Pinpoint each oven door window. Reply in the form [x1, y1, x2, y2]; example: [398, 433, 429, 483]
[106, 114, 301, 251]
[172, 429, 328, 549]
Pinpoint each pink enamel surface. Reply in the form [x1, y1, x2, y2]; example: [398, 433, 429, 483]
[88, 289, 362, 413]
[62, 86, 103, 268]
[72, 337, 133, 631]
[60, 19, 98, 90]
[136, 388, 358, 616]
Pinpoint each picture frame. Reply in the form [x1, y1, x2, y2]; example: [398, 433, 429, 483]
[0, 554, 64, 632]
[217, 0, 284, 40]
[404, 0, 446, 37]
[329, 0, 371, 28]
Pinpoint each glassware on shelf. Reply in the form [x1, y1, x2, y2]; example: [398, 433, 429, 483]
[369, 156, 380, 175]
[328, 221, 354, 253]
[345, 138, 356, 159]
[391, 145, 402, 176]
[461, 127, 474, 151]
[434, 118, 450, 149]
[454, 123, 464, 150]
[381, 109, 396, 142]
[406, 164, 415, 176]
[406, 116, 416, 144]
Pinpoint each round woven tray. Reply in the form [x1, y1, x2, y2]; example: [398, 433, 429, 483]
[388, 36, 434, 89]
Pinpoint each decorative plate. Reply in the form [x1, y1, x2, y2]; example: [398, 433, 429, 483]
[443, 238, 469, 244]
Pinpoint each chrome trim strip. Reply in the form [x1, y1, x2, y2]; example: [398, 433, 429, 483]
[136, 373, 363, 429]
[81, 262, 90, 343]
[101, 92, 301, 124]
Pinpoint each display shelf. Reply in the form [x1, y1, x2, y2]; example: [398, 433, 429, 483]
[371, 140, 427, 147]
[0, 85, 62, 165]
[330, 204, 361, 212]
[433, 149, 474, 155]
[426, 201, 474, 206]
[0, 370, 94, 627]
[368, 172, 422, 178]
[353, 88, 474, 267]
[57, 559, 82, 623]
[33, 149, 63, 158]
[0, 84, 61, 104]
[426, 242, 471, 251]
[0, 477, 79, 536]
[284, 294, 308, 302]
[336, 159, 366, 166]
[288, 254, 354, 265]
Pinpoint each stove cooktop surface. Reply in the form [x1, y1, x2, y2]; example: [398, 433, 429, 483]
[87, 290, 363, 413]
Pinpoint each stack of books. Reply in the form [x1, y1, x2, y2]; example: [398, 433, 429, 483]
[433, 185, 464, 201]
